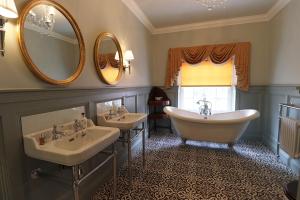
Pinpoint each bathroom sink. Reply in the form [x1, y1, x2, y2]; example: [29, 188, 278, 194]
[23, 126, 120, 166]
[97, 113, 147, 130]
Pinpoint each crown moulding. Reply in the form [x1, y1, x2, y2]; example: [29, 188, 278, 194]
[121, 0, 290, 35]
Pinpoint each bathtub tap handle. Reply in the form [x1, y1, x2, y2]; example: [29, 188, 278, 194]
[197, 99, 212, 117]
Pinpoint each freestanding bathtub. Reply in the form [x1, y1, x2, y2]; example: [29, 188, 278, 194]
[164, 106, 260, 146]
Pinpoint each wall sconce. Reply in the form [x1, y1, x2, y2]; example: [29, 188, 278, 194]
[124, 50, 134, 74]
[0, 0, 18, 56]
[115, 50, 134, 74]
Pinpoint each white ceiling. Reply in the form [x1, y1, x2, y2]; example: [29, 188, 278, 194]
[134, 0, 277, 28]
[122, 0, 290, 34]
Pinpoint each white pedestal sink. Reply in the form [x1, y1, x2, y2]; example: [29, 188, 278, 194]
[23, 126, 120, 166]
[23, 120, 120, 200]
[97, 112, 147, 130]
[97, 111, 147, 187]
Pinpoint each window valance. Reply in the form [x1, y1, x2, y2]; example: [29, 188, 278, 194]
[165, 42, 251, 91]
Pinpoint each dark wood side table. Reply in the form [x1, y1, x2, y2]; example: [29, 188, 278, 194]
[148, 99, 172, 138]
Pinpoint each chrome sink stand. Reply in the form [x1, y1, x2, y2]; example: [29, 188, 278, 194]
[119, 121, 146, 187]
[72, 143, 117, 200]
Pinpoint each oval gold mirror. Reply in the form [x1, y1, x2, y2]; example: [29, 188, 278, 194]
[18, 0, 85, 85]
[94, 32, 123, 85]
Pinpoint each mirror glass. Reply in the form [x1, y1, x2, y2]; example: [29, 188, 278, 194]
[18, 1, 85, 85]
[24, 5, 79, 80]
[94, 33, 123, 85]
[97, 99, 122, 115]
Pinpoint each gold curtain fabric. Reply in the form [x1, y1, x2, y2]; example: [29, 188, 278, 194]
[98, 53, 119, 69]
[98, 55, 107, 69]
[165, 42, 251, 91]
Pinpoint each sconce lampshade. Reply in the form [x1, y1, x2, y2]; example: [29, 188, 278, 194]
[0, 0, 18, 18]
[115, 51, 119, 61]
[124, 50, 134, 61]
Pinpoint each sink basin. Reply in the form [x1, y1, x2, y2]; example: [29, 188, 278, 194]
[23, 126, 120, 166]
[97, 113, 147, 130]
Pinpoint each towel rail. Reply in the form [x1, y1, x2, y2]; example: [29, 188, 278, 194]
[277, 103, 300, 159]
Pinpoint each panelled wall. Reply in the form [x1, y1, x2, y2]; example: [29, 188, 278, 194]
[164, 86, 265, 140]
[0, 87, 150, 200]
[263, 86, 300, 172]
[0, 85, 300, 199]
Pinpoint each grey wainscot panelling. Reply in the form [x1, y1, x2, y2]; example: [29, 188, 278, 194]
[163, 86, 265, 140]
[236, 86, 265, 140]
[263, 86, 300, 173]
[1, 85, 300, 200]
[164, 85, 300, 173]
[0, 117, 12, 200]
[0, 87, 150, 200]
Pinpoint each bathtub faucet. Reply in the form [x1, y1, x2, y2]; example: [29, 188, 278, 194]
[197, 99, 212, 118]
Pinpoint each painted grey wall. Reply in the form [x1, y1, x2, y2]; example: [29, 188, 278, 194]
[298, 180, 300, 200]
[263, 86, 300, 173]
[236, 87, 265, 140]
[151, 22, 270, 86]
[0, 117, 12, 200]
[269, 0, 300, 85]
[1, 0, 152, 89]
[163, 86, 265, 140]
[0, 87, 150, 200]
[1, 85, 299, 200]
[164, 85, 300, 173]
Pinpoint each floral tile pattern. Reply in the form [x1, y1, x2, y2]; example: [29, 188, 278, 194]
[92, 134, 296, 200]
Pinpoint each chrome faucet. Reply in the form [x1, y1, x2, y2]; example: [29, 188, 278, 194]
[107, 108, 118, 119]
[108, 109, 114, 118]
[73, 119, 83, 132]
[117, 105, 126, 115]
[197, 99, 212, 119]
[52, 125, 65, 140]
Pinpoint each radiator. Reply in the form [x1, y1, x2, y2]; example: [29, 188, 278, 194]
[280, 117, 300, 158]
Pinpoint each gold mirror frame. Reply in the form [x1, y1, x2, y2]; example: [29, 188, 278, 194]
[18, 0, 85, 85]
[94, 32, 123, 85]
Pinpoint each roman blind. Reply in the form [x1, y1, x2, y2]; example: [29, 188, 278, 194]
[180, 59, 234, 86]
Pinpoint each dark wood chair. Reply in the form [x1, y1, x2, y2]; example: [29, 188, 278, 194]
[284, 180, 298, 200]
[147, 87, 172, 138]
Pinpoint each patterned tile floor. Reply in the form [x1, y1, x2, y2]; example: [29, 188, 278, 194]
[92, 134, 296, 200]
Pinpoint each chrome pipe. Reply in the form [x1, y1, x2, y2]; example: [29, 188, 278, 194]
[113, 143, 117, 200]
[77, 154, 114, 185]
[127, 130, 132, 187]
[72, 165, 80, 200]
[142, 122, 146, 168]
[71, 153, 115, 200]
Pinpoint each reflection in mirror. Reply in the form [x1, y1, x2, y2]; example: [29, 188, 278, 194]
[98, 39, 120, 83]
[94, 32, 123, 85]
[21, 106, 85, 135]
[97, 99, 122, 114]
[24, 5, 79, 80]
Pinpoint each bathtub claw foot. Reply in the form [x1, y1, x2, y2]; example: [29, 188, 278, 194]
[228, 143, 234, 148]
[181, 138, 187, 144]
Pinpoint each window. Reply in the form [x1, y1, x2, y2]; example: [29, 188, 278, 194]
[178, 59, 236, 114]
[179, 86, 236, 114]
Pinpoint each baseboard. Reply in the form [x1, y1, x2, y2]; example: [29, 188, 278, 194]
[240, 133, 262, 141]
